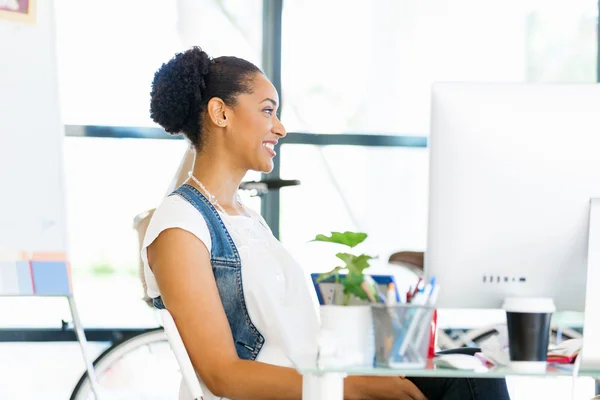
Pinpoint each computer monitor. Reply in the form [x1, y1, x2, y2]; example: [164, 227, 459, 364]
[425, 83, 600, 312]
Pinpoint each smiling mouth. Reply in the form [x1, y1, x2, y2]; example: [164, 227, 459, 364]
[263, 142, 277, 156]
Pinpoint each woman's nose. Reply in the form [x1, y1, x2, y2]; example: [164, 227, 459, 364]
[273, 116, 286, 138]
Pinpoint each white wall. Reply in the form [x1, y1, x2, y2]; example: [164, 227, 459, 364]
[0, 0, 66, 253]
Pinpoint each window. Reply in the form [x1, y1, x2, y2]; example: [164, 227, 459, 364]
[64, 137, 188, 327]
[54, 0, 263, 126]
[281, 0, 597, 135]
[279, 145, 429, 274]
[277, 0, 597, 276]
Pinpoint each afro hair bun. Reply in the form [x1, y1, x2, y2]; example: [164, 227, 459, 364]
[150, 46, 211, 135]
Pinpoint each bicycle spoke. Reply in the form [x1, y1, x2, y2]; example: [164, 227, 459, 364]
[71, 329, 181, 400]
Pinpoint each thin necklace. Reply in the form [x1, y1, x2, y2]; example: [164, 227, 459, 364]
[187, 171, 243, 216]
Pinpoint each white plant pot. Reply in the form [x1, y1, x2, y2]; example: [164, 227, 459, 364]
[317, 305, 375, 368]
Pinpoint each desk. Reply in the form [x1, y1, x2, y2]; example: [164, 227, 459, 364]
[295, 359, 600, 400]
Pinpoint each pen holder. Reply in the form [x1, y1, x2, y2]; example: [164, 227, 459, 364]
[372, 304, 435, 369]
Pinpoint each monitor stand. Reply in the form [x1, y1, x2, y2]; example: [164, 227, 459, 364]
[579, 198, 600, 371]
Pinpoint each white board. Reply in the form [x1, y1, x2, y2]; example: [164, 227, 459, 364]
[0, 0, 66, 254]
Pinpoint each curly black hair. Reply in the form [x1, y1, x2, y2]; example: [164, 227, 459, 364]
[150, 46, 262, 148]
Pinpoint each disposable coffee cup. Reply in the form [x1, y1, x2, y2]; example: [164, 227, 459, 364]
[502, 297, 556, 373]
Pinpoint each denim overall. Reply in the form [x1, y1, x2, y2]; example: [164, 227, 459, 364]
[152, 183, 265, 360]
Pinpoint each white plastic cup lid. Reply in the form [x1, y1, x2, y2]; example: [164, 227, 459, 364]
[502, 297, 556, 314]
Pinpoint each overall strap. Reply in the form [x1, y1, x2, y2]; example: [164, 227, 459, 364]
[170, 184, 241, 265]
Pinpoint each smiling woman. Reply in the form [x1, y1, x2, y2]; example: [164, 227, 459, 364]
[144, 46, 417, 400]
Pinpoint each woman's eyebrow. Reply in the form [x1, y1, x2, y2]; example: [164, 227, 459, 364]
[261, 98, 278, 107]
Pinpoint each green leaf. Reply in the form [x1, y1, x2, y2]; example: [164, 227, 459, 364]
[343, 272, 364, 286]
[311, 232, 368, 248]
[336, 253, 374, 275]
[341, 275, 368, 301]
[316, 266, 344, 283]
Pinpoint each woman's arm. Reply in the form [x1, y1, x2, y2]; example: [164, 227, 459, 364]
[148, 228, 425, 400]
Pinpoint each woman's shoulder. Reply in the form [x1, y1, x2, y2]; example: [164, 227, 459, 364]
[154, 193, 199, 216]
[149, 194, 207, 228]
[143, 194, 212, 251]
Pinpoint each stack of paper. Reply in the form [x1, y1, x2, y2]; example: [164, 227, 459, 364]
[0, 251, 71, 296]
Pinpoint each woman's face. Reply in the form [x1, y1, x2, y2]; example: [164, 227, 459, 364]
[226, 73, 286, 173]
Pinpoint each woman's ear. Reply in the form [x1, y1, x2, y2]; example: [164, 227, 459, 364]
[206, 97, 228, 127]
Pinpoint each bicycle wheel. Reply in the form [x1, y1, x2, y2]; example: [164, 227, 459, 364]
[70, 327, 181, 400]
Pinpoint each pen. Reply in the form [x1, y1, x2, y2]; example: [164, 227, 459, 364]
[420, 277, 437, 305]
[412, 278, 422, 298]
[427, 284, 440, 306]
[361, 280, 377, 303]
[426, 277, 436, 297]
[383, 282, 399, 359]
[386, 283, 397, 306]
[365, 275, 386, 303]
[410, 290, 428, 306]
[421, 284, 432, 302]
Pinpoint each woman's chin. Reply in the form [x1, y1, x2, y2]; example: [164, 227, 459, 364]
[257, 159, 274, 174]
[260, 164, 274, 174]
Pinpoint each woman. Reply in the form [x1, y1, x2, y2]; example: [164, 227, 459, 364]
[143, 46, 510, 400]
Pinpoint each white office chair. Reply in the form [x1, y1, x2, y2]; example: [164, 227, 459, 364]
[159, 309, 205, 400]
[133, 149, 204, 398]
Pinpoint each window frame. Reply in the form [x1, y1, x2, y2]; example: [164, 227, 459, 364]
[63, 0, 600, 241]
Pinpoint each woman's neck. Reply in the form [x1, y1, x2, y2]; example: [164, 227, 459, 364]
[189, 149, 247, 213]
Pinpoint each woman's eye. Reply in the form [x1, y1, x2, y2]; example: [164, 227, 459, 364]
[263, 108, 274, 115]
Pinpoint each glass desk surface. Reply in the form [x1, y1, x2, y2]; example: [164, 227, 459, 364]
[295, 359, 600, 379]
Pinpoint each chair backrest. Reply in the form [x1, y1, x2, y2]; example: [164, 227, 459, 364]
[159, 308, 204, 400]
[135, 146, 196, 306]
[138, 148, 204, 397]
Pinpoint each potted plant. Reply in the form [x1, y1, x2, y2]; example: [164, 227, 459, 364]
[312, 231, 377, 368]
